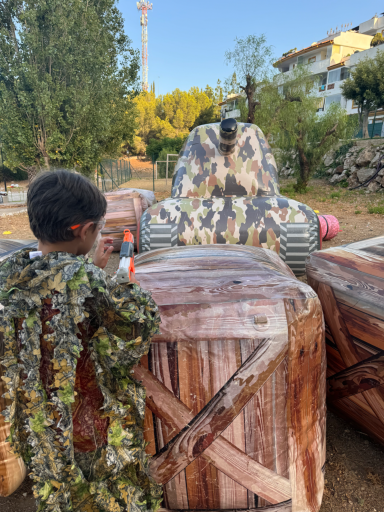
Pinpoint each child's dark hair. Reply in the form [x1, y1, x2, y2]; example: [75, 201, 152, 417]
[28, 170, 107, 243]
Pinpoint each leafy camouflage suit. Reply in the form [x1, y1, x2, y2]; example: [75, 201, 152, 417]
[0, 249, 162, 512]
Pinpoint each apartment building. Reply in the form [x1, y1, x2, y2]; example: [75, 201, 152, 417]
[274, 13, 384, 136]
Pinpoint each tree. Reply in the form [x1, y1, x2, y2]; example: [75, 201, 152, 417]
[341, 53, 382, 138]
[225, 34, 275, 124]
[0, 0, 139, 180]
[371, 33, 384, 47]
[255, 68, 357, 190]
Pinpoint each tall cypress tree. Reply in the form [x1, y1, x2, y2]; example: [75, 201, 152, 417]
[0, 0, 139, 179]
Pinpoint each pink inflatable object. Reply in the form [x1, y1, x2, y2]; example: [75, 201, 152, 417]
[318, 214, 341, 241]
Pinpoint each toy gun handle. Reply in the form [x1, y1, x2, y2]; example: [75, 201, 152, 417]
[116, 229, 135, 284]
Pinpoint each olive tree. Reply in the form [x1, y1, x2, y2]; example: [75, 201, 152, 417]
[225, 34, 275, 124]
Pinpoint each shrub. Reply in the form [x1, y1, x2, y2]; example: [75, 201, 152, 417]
[368, 206, 384, 214]
[330, 191, 341, 199]
[355, 210, 362, 214]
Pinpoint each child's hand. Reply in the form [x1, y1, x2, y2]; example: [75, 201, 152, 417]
[130, 275, 141, 286]
[93, 237, 114, 269]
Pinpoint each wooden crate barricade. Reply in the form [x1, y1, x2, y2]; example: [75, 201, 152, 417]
[307, 236, 384, 445]
[134, 245, 326, 512]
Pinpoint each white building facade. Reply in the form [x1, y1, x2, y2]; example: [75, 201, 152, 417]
[273, 13, 384, 136]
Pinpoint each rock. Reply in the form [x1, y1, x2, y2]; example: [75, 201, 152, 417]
[357, 167, 376, 183]
[347, 170, 359, 188]
[343, 157, 356, 170]
[323, 151, 335, 167]
[378, 168, 384, 177]
[366, 181, 381, 193]
[356, 147, 376, 167]
[330, 171, 347, 184]
[335, 164, 344, 174]
[370, 153, 382, 167]
[327, 168, 335, 175]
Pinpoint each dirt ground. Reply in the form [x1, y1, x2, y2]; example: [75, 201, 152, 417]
[1, 177, 384, 511]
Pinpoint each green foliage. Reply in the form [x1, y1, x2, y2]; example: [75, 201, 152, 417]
[334, 141, 354, 161]
[341, 51, 384, 138]
[355, 210, 362, 214]
[225, 34, 275, 123]
[0, 0, 139, 178]
[368, 206, 384, 214]
[146, 137, 187, 162]
[330, 192, 341, 199]
[371, 33, 384, 47]
[260, 67, 358, 188]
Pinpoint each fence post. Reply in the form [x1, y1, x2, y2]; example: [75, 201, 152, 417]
[155, 161, 158, 180]
[152, 155, 155, 192]
[166, 154, 168, 185]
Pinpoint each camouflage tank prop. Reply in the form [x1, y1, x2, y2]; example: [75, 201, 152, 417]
[139, 119, 320, 275]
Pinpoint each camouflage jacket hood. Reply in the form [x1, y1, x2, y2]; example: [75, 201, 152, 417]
[0, 249, 162, 512]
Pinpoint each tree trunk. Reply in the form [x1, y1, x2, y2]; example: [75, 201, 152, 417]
[241, 75, 258, 125]
[296, 139, 310, 191]
[26, 166, 38, 184]
[362, 109, 370, 138]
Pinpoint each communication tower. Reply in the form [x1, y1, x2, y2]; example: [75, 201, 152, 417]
[137, 1, 153, 92]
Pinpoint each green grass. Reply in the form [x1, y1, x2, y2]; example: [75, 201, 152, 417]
[330, 192, 341, 199]
[368, 206, 384, 214]
[355, 210, 362, 214]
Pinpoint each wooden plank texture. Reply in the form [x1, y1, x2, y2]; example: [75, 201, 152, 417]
[285, 298, 325, 512]
[0, 333, 27, 497]
[150, 336, 288, 484]
[327, 352, 384, 401]
[317, 283, 384, 428]
[133, 364, 292, 505]
[157, 502, 292, 512]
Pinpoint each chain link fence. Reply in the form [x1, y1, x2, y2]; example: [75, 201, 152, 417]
[96, 159, 131, 192]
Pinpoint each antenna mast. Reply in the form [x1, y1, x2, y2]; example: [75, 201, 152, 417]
[137, 1, 153, 92]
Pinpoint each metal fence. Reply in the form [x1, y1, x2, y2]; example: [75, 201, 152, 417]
[5, 187, 27, 203]
[96, 159, 131, 192]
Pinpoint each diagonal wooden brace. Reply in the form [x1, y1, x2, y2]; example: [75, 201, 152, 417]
[317, 283, 384, 426]
[327, 351, 384, 401]
[133, 339, 291, 504]
[133, 364, 291, 504]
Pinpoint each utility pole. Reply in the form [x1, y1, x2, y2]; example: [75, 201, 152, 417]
[137, 1, 153, 92]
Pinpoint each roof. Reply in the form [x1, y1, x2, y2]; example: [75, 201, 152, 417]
[327, 57, 349, 70]
[274, 40, 333, 67]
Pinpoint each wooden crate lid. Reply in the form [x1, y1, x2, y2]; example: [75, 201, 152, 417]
[135, 245, 316, 343]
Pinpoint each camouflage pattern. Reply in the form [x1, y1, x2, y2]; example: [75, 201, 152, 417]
[0, 249, 162, 512]
[172, 123, 280, 198]
[139, 122, 320, 276]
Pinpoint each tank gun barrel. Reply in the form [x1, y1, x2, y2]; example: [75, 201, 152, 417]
[218, 118, 238, 156]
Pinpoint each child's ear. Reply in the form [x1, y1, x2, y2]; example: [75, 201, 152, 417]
[79, 222, 94, 241]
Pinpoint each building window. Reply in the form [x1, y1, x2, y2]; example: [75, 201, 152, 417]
[328, 69, 341, 84]
[298, 56, 304, 65]
[352, 100, 359, 109]
[325, 94, 342, 109]
[340, 67, 350, 80]
[308, 56, 316, 64]
[327, 83, 335, 90]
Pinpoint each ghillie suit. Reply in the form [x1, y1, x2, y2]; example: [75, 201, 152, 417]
[0, 250, 162, 512]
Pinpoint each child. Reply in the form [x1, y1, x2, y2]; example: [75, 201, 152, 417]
[0, 170, 162, 512]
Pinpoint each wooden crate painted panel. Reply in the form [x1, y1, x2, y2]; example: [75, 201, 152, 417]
[134, 245, 326, 512]
[307, 236, 384, 445]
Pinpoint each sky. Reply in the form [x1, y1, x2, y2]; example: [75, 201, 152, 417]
[119, 1, 384, 96]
